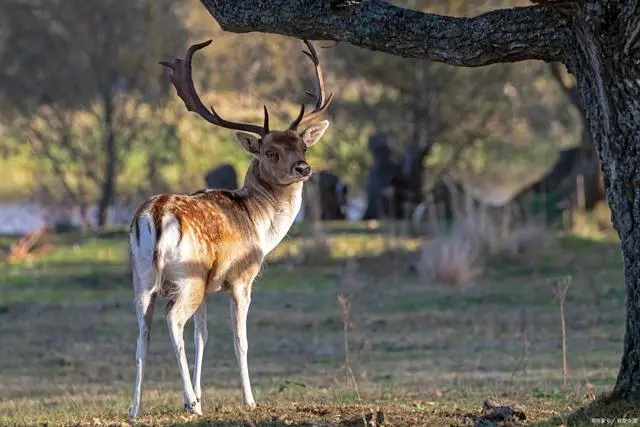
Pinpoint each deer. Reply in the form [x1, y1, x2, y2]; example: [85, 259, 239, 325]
[128, 38, 333, 418]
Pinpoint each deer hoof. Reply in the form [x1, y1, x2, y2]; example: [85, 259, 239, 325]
[129, 404, 141, 418]
[184, 399, 202, 415]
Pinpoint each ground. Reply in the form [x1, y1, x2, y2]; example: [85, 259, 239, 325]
[0, 221, 635, 426]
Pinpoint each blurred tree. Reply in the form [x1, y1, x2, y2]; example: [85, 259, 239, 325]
[0, 0, 187, 226]
[331, 0, 576, 219]
[0, 0, 593, 217]
[548, 62, 605, 208]
[509, 64, 608, 226]
[0, 0, 579, 208]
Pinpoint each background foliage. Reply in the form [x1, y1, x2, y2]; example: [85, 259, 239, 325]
[0, 0, 582, 206]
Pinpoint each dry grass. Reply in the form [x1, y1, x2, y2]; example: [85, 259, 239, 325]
[417, 227, 484, 285]
[569, 201, 614, 240]
[0, 223, 628, 426]
[5, 227, 54, 263]
[549, 276, 572, 388]
[499, 222, 550, 259]
[416, 200, 547, 286]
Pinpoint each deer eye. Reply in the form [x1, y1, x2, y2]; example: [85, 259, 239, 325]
[265, 151, 278, 161]
[303, 147, 308, 153]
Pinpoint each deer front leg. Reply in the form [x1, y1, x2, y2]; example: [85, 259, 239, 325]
[230, 283, 256, 407]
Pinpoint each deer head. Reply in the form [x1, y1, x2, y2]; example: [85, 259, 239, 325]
[160, 39, 333, 186]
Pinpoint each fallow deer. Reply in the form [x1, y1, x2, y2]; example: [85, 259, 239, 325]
[128, 39, 333, 417]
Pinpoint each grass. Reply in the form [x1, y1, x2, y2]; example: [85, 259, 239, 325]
[0, 222, 632, 426]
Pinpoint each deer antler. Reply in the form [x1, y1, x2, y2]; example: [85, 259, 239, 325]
[160, 40, 270, 137]
[289, 40, 334, 130]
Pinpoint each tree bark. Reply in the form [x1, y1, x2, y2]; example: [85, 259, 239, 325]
[198, 0, 640, 397]
[97, 91, 117, 228]
[562, 3, 640, 398]
[202, 0, 568, 65]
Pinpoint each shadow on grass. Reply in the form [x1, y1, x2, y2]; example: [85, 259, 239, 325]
[522, 392, 640, 426]
[564, 393, 640, 426]
[288, 220, 385, 238]
[135, 403, 429, 427]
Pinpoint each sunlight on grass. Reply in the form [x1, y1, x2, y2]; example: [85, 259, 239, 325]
[270, 233, 421, 263]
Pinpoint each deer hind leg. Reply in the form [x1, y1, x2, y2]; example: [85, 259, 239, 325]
[129, 213, 160, 417]
[166, 279, 205, 415]
[192, 300, 208, 403]
[130, 287, 157, 418]
[129, 247, 160, 417]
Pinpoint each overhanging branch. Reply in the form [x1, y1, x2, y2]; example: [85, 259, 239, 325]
[200, 0, 571, 66]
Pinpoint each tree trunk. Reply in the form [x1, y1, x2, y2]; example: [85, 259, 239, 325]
[97, 92, 116, 228]
[564, 3, 640, 397]
[147, 154, 165, 195]
[605, 97, 640, 398]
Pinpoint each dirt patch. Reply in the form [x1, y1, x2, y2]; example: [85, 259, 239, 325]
[463, 398, 527, 426]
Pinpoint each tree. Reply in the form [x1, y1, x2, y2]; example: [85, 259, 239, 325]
[326, 1, 578, 220]
[345, 51, 509, 220]
[0, 0, 187, 226]
[198, 0, 640, 401]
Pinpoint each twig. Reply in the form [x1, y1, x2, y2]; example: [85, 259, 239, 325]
[337, 293, 361, 401]
[7, 228, 52, 262]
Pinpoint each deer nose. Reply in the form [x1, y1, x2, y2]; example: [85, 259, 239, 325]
[294, 162, 311, 177]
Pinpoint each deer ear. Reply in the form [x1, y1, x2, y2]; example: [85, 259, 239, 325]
[235, 132, 260, 155]
[301, 120, 329, 147]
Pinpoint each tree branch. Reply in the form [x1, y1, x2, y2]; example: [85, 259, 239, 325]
[200, 0, 571, 66]
[426, 137, 477, 191]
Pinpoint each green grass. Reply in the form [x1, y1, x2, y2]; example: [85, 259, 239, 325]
[0, 222, 633, 425]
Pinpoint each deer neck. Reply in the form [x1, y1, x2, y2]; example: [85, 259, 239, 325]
[241, 159, 303, 255]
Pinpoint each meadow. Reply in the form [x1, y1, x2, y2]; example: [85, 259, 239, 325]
[0, 221, 631, 426]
